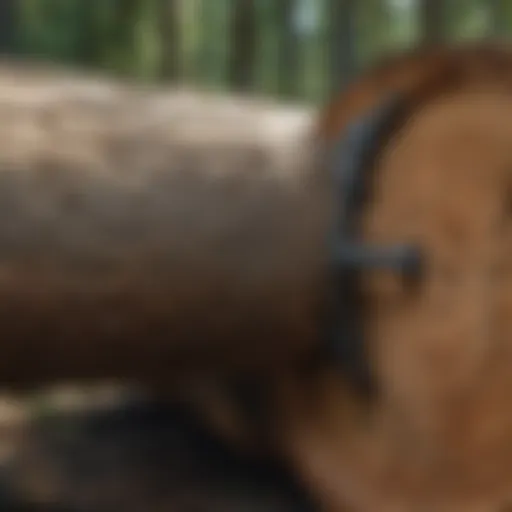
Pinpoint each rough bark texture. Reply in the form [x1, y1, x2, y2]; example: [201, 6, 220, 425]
[0, 59, 322, 512]
[275, 41, 512, 511]
[0, 60, 330, 387]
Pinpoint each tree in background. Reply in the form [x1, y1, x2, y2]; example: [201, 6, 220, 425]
[420, 0, 447, 43]
[359, 0, 391, 65]
[0, 0, 18, 55]
[109, 0, 139, 74]
[489, 0, 512, 37]
[276, 0, 300, 98]
[229, 0, 256, 91]
[76, 1, 104, 67]
[327, 0, 358, 94]
[159, 0, 180, 80]
[7, 0, 512, 102]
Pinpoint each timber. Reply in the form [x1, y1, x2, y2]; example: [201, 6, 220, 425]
[0, 61, 331, 384]
[0, 392, 315, 512]
[276, 41, 512, 511]
[6, 41, 512, 512]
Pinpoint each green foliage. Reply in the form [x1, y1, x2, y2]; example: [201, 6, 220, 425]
[10, 0, 511, 104]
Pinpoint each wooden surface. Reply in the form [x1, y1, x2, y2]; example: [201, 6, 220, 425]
[278, 41, 512, 512]
[0, 387, 314, 512]
[0, 61, 334, 386]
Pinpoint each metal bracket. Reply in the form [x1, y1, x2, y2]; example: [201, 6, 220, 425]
[327, 93, 422, 396]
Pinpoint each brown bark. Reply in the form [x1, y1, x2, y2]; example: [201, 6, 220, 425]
[0, 60, 324, 387]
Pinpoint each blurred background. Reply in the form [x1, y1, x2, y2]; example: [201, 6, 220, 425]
[1, 0, 510, 105]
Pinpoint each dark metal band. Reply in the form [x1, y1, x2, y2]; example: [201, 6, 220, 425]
[327, 93, 422, 396]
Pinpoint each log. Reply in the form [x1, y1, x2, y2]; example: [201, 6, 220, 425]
[0, 393, 315, 512]
[0, 60, 332, 385]
[276, 41, 512, 511]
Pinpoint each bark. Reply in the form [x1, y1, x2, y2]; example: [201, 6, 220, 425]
[0, 60, 325, 387]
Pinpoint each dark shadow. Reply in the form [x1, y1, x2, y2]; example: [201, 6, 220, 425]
[0, 398, 316, 512]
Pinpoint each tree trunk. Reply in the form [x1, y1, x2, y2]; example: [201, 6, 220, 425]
[419, 0, 447, 44]
[0, 60, 322, 387]
[276, 0, 300, 98]
[159, 0, 180, 80]
[229, 0, 257, 91]
[0, 0, 17, 56]
[76, 2, 103, 67]
[327, 0, 358, 95]
[359, 0, 390, 65]
[489, 0, 510, 36]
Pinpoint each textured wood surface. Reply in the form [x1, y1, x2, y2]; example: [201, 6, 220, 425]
[0, 61, 333, 385]
[277, 41, 512, 512]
